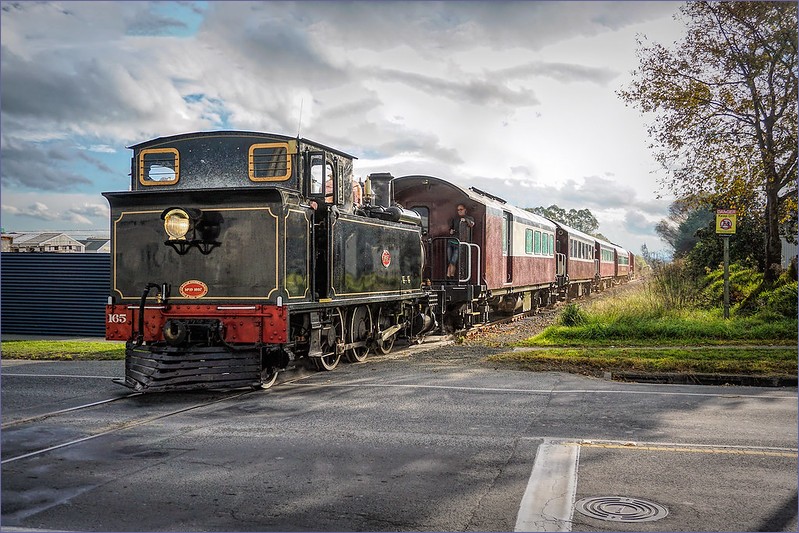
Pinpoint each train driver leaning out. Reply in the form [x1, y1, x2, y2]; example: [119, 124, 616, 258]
[447, 203, 475, 280]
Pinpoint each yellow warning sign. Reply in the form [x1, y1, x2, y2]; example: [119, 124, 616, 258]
[716, 210, 737, 235]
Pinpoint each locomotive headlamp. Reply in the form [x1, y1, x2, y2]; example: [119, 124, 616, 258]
[163, 208, 191, 240]
[160, 207, 222, 255]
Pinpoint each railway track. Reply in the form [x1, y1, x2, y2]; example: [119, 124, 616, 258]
[1, 393, 142, 429]
[1, 389, 257, 465]
[0, 293, 598, 466]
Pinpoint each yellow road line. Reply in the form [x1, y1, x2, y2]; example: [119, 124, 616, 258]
[573, 441, 797, 458]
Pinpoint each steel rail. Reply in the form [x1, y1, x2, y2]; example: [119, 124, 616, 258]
[1, 393, 142, 429]
[1, 390, 255, 465]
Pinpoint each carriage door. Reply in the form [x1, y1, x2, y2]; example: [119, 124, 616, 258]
[502, 212, 513, 283]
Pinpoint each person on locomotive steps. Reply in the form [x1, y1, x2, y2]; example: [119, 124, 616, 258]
[447, 203, 475, 280]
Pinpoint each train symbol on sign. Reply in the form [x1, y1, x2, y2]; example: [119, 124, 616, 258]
[716, 210, 737, 234]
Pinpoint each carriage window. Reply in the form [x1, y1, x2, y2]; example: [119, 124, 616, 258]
[249, 143, 291, 181]
[139, 148, 179, 185]
[534, 230, 542, 255]
[525, 229, 533, 254]
[548, 234, 554, 255]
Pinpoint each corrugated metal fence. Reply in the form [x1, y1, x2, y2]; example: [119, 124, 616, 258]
[1, 253, 110, 337]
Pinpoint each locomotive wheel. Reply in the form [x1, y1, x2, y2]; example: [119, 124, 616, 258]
[316, 308, 343, 371]
[260, 368, 279, 389]
[374, 308, 395, 355]
[346, 305, 372, 363]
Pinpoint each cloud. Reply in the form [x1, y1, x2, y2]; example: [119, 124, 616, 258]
[67, 203, 110, 219]
[0, 0, 682, 251]
[231, 2, 678, 54]
[497, 61, 619, 86]
[2, 193, 111, 230]
[624, 209, 661, 234]
[0, 138, 94, 190]
[1, 201, 59, 221]
[368, 67, 540, 107]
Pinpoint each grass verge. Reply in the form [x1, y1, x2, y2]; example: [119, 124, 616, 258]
[488, 347, 798, 377]
[504, 284, 798, 378]
[1, 340, 125, 361]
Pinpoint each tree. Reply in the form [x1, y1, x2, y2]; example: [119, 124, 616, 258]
[619, 1, 797, 282]
[655, 198, 714, 258]
[526, 204, 599, 234]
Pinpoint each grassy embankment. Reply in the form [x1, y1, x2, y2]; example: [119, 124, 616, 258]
[489, 277, 798, 377]
[2, 340, 125, 361]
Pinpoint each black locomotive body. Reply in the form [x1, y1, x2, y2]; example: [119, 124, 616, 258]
[105, 132, 435, 392]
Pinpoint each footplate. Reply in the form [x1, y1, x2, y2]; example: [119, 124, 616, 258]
[123, 344, 261, 392]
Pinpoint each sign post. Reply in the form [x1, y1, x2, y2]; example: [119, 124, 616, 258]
[716, 210, 737, 319]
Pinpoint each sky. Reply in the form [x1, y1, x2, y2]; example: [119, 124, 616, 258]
[1, 1, 688, 254]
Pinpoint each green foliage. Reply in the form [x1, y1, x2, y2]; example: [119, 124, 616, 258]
[521, 279, 797, 347]
[646, 259, 699, 310]
[756, 281, 798, 319]
[522, 310, 797, 347]
[695, 262, 797, 318]
[698, 262, 763, 309]
[559, 303, 588, 327]
[655, 200, 714, 259]
[619, 2, 797, 282]
[1, 340, 125, 360]
[684, 213, 767, 279]
[285, 272, 308, 298]
[489, 347, 797, 376]
[525, 205, 599, 234]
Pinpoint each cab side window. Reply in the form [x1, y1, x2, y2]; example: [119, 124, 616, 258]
[310, 155, 324, 194]
[324, 162, 335, 203]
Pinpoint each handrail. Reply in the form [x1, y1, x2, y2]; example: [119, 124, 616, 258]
[460, 242, 481, 284]
[429, 236, 481, 284]
[555, 253, 567, 277]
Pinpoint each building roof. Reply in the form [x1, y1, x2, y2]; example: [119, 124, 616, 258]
[79, 239, 110, 252]
[11, 232, 70, 245]
[6, 232, 85, 247]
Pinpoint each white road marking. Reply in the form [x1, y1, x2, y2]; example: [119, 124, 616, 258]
[515, 440, 580, 532]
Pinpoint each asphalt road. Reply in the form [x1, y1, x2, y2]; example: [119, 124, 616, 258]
[1, 344, 797, 532]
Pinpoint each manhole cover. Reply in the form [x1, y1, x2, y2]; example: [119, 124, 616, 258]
[575, 496, 669, 522]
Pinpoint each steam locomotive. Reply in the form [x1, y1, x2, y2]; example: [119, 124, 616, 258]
[104, 131, 633, 392]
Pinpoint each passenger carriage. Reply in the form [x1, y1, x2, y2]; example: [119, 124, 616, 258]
[393, 175, 558, 323]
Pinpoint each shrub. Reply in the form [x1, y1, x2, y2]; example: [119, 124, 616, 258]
[699, 263, 763, 309]
[560, 303, 588, 327]
[758, 282, 798, 318]
[647, 259, 698, 310]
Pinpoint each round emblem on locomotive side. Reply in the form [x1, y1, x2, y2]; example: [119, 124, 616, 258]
[381, 250, 391, 268]
[179, 280, 208, 298]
